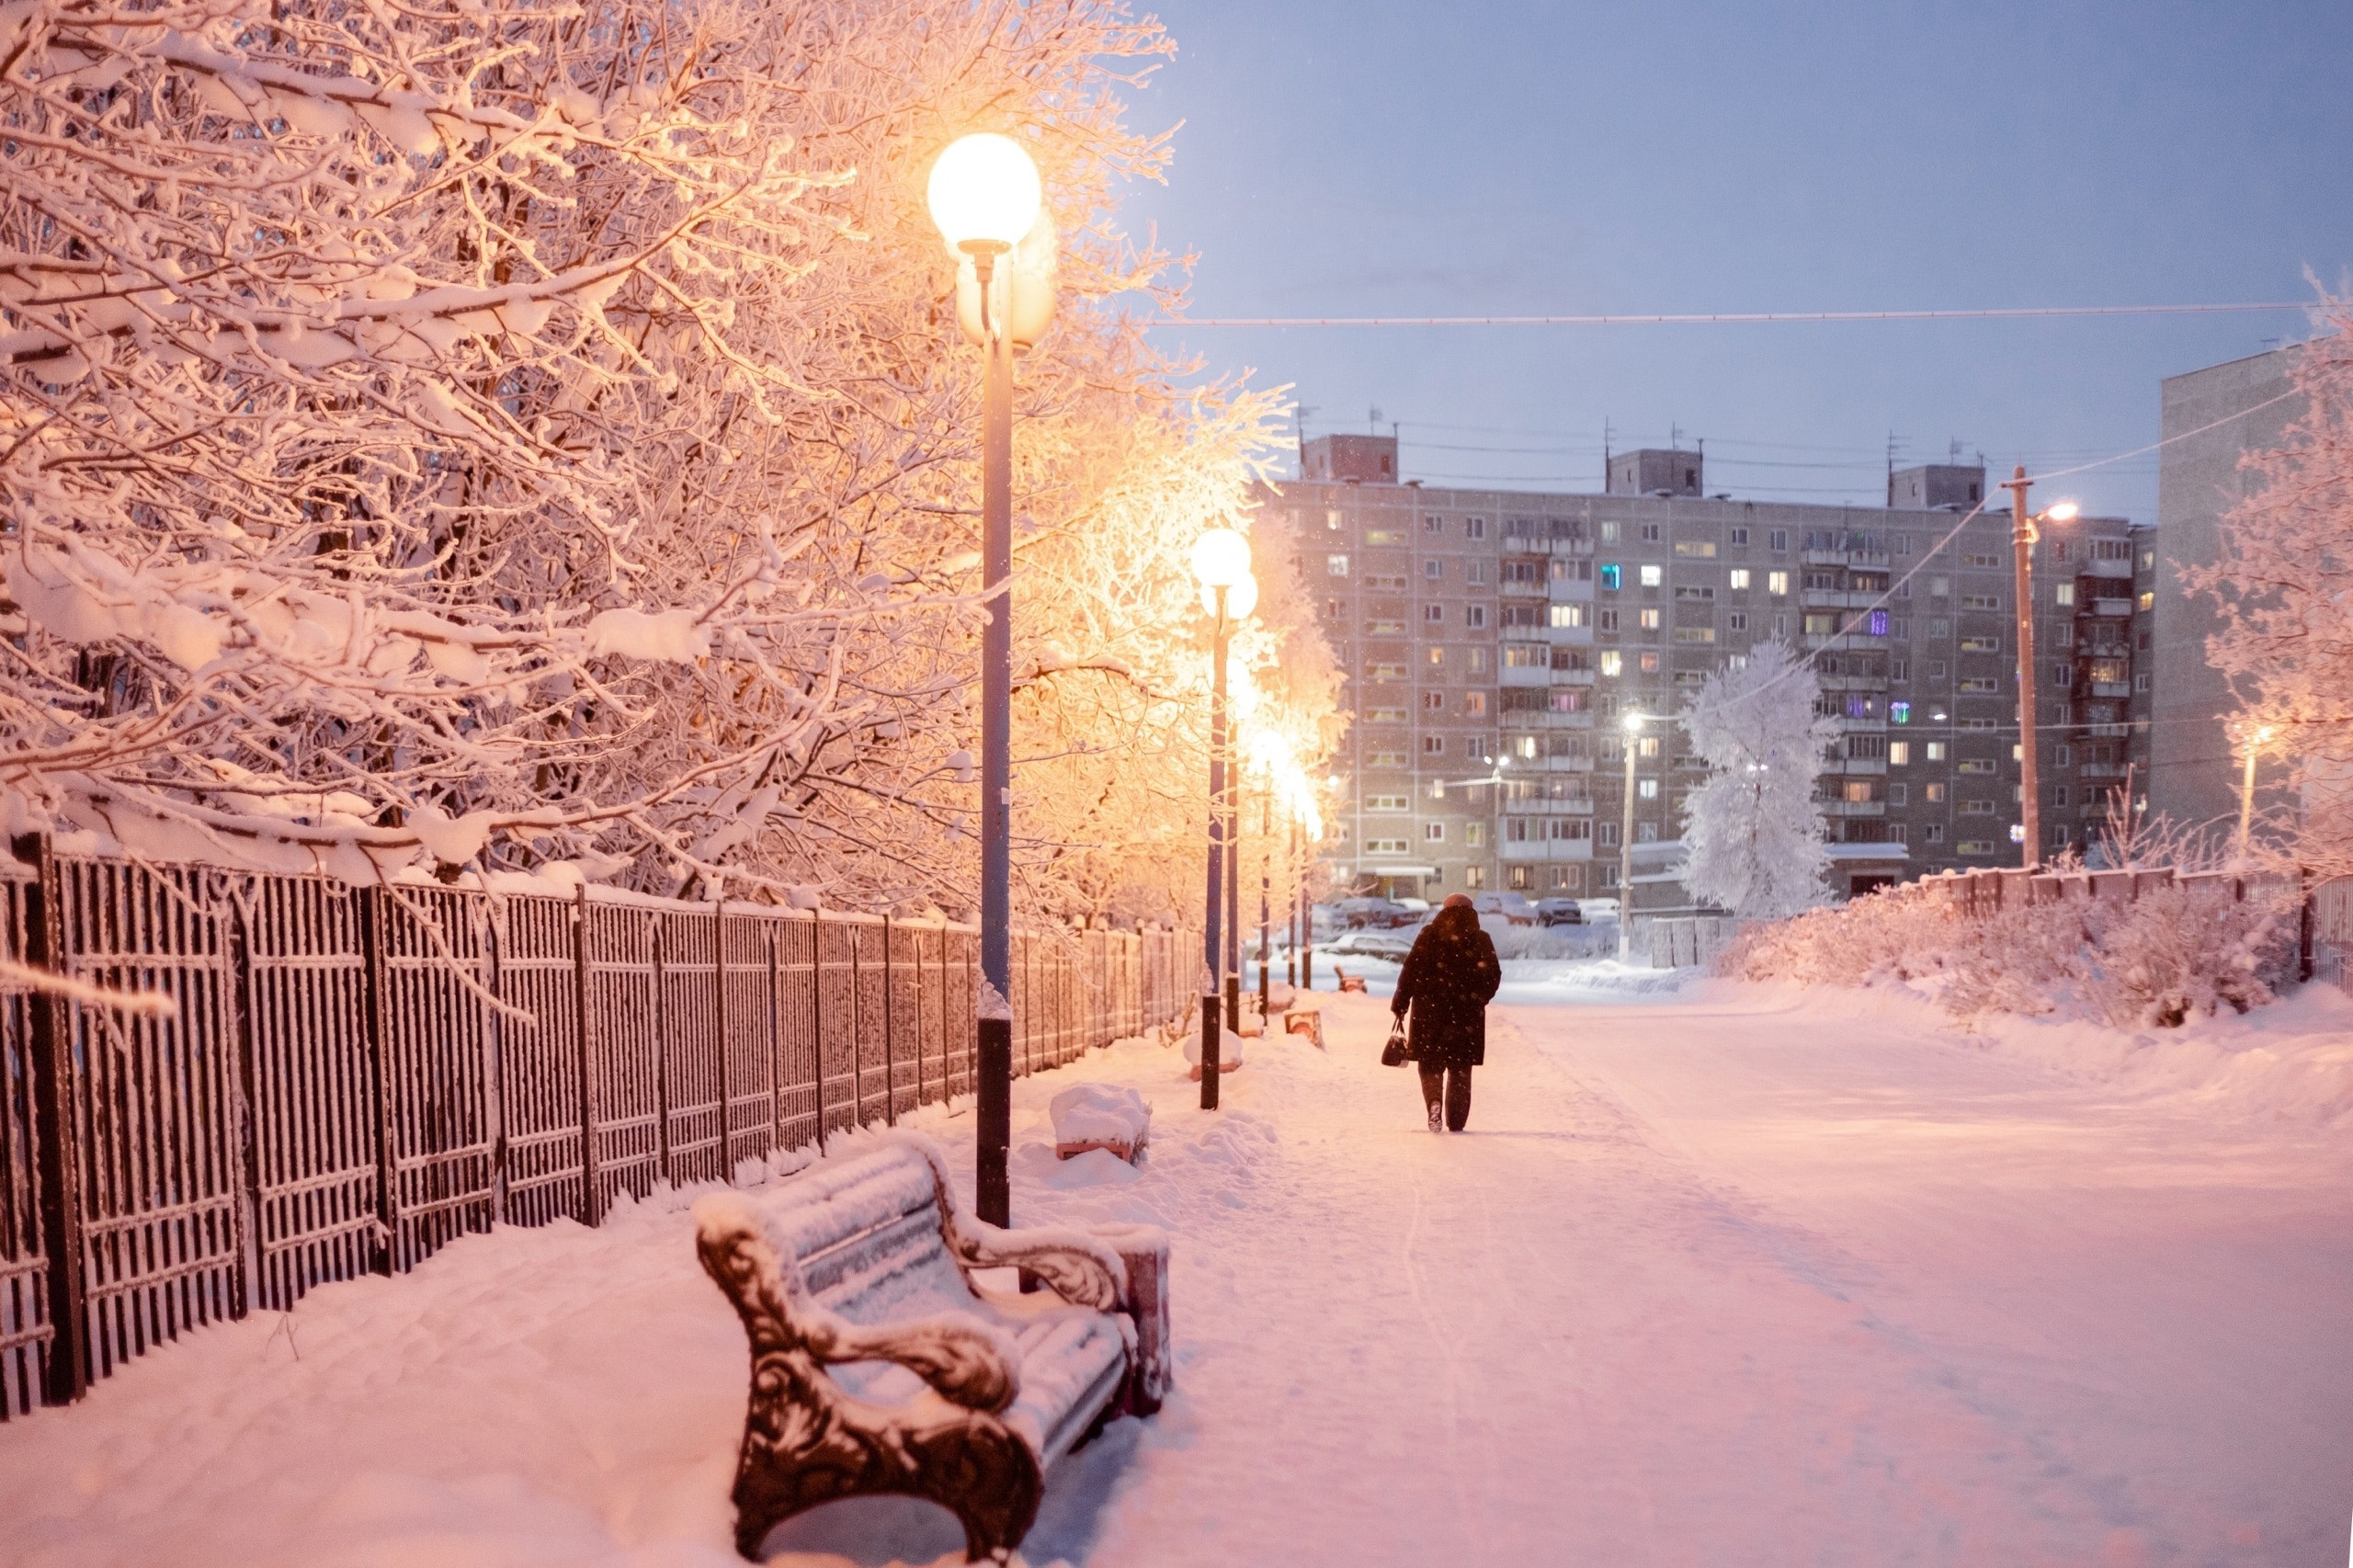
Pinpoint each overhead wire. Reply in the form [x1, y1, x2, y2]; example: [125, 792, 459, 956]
[1152, 301, 2312, 329]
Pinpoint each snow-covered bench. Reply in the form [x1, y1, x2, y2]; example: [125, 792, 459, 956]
[693, 1137, 1170, 1562]
[1050, 1083, 1152, 1163]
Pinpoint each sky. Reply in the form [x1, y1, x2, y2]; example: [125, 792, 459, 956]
[1116, 0, 2353, 524]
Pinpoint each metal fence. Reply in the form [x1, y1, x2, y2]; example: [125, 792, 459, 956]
[0, 839, 1190, 1419]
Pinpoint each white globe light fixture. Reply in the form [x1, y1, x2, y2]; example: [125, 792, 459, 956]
[926, 133, 1043, 256]
[1622, 710, 1647, 733]
[2044, 501, 2080, 523]
[1190, 527, 1252, 591]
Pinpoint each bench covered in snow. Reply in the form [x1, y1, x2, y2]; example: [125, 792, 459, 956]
[1050, 1083, 1152, 1163]
[694, 1137, 1170, 1562]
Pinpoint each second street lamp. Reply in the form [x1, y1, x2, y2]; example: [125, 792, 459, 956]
[1618, 711, 1644, 962]
[1191, 529, 1252, 1109]
[1997, 465, 2078, 871]
[928, 131, 1051, 1229]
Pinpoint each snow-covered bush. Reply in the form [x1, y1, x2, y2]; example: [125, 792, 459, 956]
[1721, 878, 2302, 1028]
[1676, 641, 1839, 918]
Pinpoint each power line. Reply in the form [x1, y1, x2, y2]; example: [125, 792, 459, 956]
[1154, 301, 2311, 329]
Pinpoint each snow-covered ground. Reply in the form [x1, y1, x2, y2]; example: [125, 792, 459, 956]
[5, 971, 2349, 1566]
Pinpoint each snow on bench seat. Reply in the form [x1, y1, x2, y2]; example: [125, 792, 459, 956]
[1050, 1083, 1153, 1164]
[694, 1136, 1169, 1562]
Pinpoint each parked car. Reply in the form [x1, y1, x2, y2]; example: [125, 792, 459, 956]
[1334, 896, 1420, 929]
[1534, 897, 1584, 926]
[1471, 891, 1538, 926]
[1574, 897, 1620, 924]
[1321, 929, 1415, 961]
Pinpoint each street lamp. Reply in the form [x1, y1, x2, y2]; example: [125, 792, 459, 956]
[1618, 711, 1645, 962]
[929, 131, 1051, 1230]
[1191, 528, 1252, 1109]
[2236, 722, 2276, 864]
[1997, 465, 2079, 872]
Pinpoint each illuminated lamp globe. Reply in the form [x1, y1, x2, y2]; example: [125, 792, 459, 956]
[1621, 710, 1647, 733]
[1190, 527, 1251, 589]
[1223, 572, 1260, 619]
[926, 133, 1043, 255]
[2045, 501, 2079, 523]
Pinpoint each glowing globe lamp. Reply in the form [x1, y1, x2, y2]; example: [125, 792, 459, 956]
[926, 133, 1043, 256]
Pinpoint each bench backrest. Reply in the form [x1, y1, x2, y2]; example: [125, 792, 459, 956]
[767, 1142, 974, 1325]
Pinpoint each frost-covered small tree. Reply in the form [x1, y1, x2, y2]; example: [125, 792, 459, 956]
[1677, 641, 1839, 918]
[2183, 299, 2353, 876]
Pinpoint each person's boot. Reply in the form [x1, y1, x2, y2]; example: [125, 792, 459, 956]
[1427, 1099, 1444, 1134]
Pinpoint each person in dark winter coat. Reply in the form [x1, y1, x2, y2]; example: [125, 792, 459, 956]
[1391, 893, 1502, 1132]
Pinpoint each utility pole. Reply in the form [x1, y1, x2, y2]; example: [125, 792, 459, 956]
[1617, 716, 1642, 962]
[2001, 464, 2042, 870]
[1257, 786, 1272, 1019]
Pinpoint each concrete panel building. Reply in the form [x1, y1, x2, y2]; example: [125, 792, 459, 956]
[2151, 347, 2303, 840]
[1271, 438, 2153, 907]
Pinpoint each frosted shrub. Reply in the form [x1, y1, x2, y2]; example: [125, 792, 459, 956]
[1722, 879, 2302, 1028]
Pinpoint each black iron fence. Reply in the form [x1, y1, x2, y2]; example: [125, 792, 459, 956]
[0, 839, 1190, 1418]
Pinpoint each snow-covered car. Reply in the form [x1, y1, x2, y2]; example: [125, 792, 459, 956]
[1320, 929, 1415, 961]
[1574, 897, 1620, 924]
[1534, 898, 1584, 926]
[1335, 897, 1419, 929]
[1471, 892, 1538, 926]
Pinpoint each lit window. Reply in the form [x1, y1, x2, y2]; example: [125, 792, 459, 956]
[1326, 554, 1349, 577]
[1639, 608, 1662, 630]
[1637, 736, 1660, 757]
[1600, 651, 1623, 676]
[1464, 693, 1487, 715]
[1638, 778, 1659, 799]
[1768, 571, 1790, 596]
[1889, 741, 1911, 765]
[1427, 646, 1447, 666]
[2138, 591, 2154, 611]
[1891, 701, 1911, 724]
[1463, 823, 1484, 846]
[1548, 603, 1586, 629]
[2054, 583, 2075, 607]
[1599, 563, 1622, 590]
[1513, 735, 1538, 759]
[1729, 568, 1751, 590]
[1639, 564, 1664, 587]
[1868, 609, 1889, 636]
[1926, 743, 1947, 762]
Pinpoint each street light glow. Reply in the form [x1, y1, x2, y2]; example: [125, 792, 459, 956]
[926, 133, 1043, 254]
[1622, 710, 1647, 733]
[1190, 527, 1252, 589]
[2044, 501, 2080, 523]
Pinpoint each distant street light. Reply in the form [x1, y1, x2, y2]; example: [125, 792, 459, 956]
[2236, 722, 2277, 864]
[1190, 528, 1253, 1109]
[1619, 711, 1645, 962]
[1997, 466, 2080, 871]
[928, 131, 1052, 1229]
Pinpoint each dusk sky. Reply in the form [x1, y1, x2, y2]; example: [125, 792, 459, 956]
[1124, 0, 2353, 524]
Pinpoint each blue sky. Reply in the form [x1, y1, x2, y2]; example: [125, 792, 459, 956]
[1119, 0, 2353, 522]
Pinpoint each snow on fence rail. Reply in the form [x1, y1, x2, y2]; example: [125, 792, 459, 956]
[0, 839, 1190, 1421]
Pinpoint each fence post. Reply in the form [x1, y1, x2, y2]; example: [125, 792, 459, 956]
[226, 898, 264, 1317]
[653, 919, 673, 1186]
[572, 886, 602, 1226]
[357, 887, 399, 1275]
[15, 835, 87, 1405]
[766, 926, 783, 1160]
[810, 914, 825, 1155]
[481, 900, 508, 1227]
[875, 928, 886, 1108]
[713, 900, 730, 1180]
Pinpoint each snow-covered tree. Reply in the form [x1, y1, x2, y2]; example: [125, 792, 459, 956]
[1676, 642, 1838, 918]
[0, 0, 1336, 921]
[2182, 300, 2353, 876]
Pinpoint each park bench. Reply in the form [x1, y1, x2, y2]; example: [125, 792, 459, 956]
[1333, 964, 1368, 994]
[1285, 1006, 1324, 1048]
[694, 1136, 1170, 1563]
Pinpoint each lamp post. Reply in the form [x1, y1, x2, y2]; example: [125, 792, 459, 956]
[1191, 530, 1253, 1110]
[1257, 779, 1273, 1019]
[1997, 465, 2078, 872]
[929, 132, 1049, 1229]
[2236, 722, 2275, 864]
[1287, 810, 1301, 990]
[1618, 711, 1644, 962]
[1226, 756, 1243, 1036]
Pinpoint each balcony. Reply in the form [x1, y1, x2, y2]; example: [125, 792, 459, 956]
[2079, 762, 2129, 780]
[1498, 665, 1552, 687]
[2084, 597, 2133, 618]
[1553, 668, 1598, 686]
[1803, 549, 1891, 568]
[2082, 557, 2134, 579]
[1498, 839, 1597, 863]
[1530, 754, 1597, 772]
[1817, 673, 1889, 694]
[1802, 632, 1888, 653]
[1826, 757, 1888, 777]
[2086, 722, 2130, 738]
[1821, 799, 1887, 818]
[1799, 588, 1883, 610]
[1504, 796, 1596, 813]
[2089, 681, 2131, 699]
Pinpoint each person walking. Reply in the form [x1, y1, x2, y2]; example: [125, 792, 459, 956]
[1390, 892, 1501, 1132]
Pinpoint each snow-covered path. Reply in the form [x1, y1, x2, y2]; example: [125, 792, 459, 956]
[3, 978, 2347, 1566]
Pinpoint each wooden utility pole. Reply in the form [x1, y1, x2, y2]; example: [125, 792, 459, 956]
[2002, 464, 2042, 869]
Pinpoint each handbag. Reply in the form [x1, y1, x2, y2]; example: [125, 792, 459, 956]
[1380, 1016, 1410, 1068]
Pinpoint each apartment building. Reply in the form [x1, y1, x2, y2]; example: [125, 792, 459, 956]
[1275, 436, 2154, 905]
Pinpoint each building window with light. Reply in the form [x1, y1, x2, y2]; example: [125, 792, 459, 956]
[1639, 564, 1664, 587]
[1768, 571, 1790, 596]
[1600, 651, 1623, 676]
[1599, 563, 1622, 591]
[1639, 608, 1662, 630]
[1326, 553, 1348, 576]
[1891, 701, 1910, 723]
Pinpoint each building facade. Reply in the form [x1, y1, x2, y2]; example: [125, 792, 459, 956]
[2150, 347, 2302, 839]
[1275, 438, 2154, 904]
